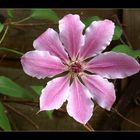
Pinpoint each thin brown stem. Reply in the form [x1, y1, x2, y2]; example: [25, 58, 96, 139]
[83, 123, 94, 132]
[4, 22, 55, 27]
[1, 98, 39, 107]
[86, 123, 94, 131]
[57, 107, 95, 131]
[2, 98, 95, 130]
[112, 15, 133, 48]
[11, 23, 47, 26]
[11, 16, 32, 24]
[120, 37, 126, 45]
[57, 107, 94, 131]
[4, 103, 39, 129]
[112, 108, 140, 128]
[1, 98, 67, 115]
[0, 54, 7, 62]
[0, 26, 9, 45]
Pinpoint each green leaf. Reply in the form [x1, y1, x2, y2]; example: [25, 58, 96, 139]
[7, 9, 14, 19]
[83, 16, 101, 28]
[112, 25, 123, 40]
[46, 110, 53, 119]
[31, 86, 43, 96]
[112, 44, 140, 58]
[0, 76, 34, 99]
[0, 102, 11, 131]
[31, 9, 59, 23]
[0, 23, 4, 33]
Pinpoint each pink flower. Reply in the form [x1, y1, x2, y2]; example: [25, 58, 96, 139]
[21, 14, 140, 124]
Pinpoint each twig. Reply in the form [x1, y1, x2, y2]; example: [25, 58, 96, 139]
[4, 103, 39, 129]
[1, 98, 67, 114]
[11, 23, 47, 26]
[86, 123, 94, 131]
[0, 54, 7, 62]
[0, 26, 9, 45]
[83, 123, 94, 132]
[1, 98, 66, 111]
[120, 37, 126, 45]
[4, 22, 55, 27]
[111, 108, 140, 128]
[11, 16, 32, 25]
[0, 47, 23, 56]
[1, 98, 39, 106]
[57, 107, 95, 132]
[112, 15, 133, 48]
[1, 98, 95, 131]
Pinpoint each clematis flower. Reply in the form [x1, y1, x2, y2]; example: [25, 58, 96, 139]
[21, 14, 140, 124]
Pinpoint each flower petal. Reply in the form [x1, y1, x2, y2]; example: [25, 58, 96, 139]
[66, 78, 93, 124]
[21, 50, 65, 79]
[59, 14, 85, 60]
[79, 20, 115, 59]
[82, 75, 116, 110]
[86, 52, 140, 79]
[40, 76, 70, 110]
[33, 28, 69, 62]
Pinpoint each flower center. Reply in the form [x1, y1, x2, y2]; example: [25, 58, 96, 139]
[70, 62, 82, 73]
